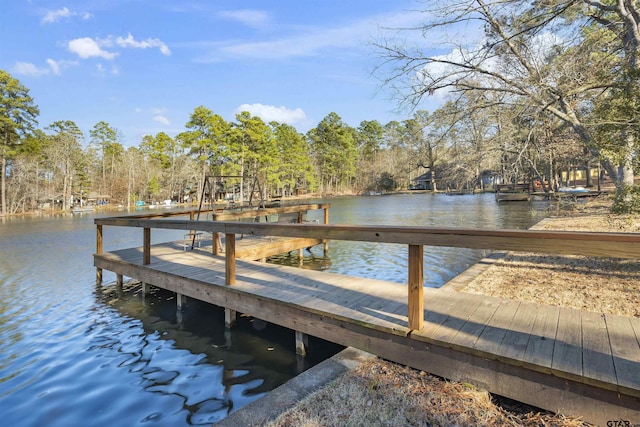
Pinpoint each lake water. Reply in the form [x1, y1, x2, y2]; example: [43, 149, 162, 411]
[0, 193, 550, 426]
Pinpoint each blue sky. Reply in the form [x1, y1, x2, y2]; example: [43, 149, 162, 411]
[2, 0, 446, 147]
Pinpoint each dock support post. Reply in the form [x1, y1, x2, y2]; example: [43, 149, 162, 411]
[141, 282, 150, 299]
[298, 248, 303, 267]
[408, 244, 424, 330]
[116, 274, 123, 290]
[225, 308, 236, 328]
[295, 331, 308, 357]
[176, 292, 185, 324]
[176, 292, 184, 310]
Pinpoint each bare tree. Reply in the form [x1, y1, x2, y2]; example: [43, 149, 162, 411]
[375, 0, 638, 189]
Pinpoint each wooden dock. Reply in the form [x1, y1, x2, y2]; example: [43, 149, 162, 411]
[94, 216, 640, 426]
[495, 183, 531, 202]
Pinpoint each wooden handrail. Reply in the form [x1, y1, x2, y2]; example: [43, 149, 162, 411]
[95, 216, 639, 331]
[94, 218, 640, 259]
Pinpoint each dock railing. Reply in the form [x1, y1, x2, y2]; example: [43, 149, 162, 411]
[95, 214, 639, 331]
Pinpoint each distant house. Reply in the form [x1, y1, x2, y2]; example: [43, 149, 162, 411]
[411, 171, 435, 190]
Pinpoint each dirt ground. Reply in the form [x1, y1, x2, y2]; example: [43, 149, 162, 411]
[267, 197, 638, 427]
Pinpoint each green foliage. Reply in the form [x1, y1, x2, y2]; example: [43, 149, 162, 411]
[182, 105, 231, 169]
[141, 132, 177, 169]
[356, 120, 383, 161]
[307, 112, 357, 192]
[0, 70, 39, 152]
[611, 184, 640, 214]
[148, 175, 161, 197]
[233, 111, 278, 178]
[272, 122, 316, 193]
[0, 70, 39, 214]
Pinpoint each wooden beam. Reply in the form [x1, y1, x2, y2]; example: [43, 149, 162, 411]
[96, 223, 103, 292]
[235, 237, 321, 260]
[408, 244, 424, 330]
[323, 207, 329, 255]
[96, 224, 103, 254]
[212, 232, 221, 255]
[225, 233, 236, 286]
[211, 203, 330, 221]
[143, 228, 151, 265]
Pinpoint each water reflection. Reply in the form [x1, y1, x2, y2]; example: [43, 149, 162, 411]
[92, 281, 341, 424]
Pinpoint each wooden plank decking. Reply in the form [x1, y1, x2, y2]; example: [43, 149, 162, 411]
[94, 240, 640, 425]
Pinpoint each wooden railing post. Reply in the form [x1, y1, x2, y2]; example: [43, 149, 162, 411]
[143, 227, 151, 265]
[408, 244, 424, 330]
[224, 232, 237, 327]
[213, 233, 221, 255]
[323, 207, 329, 255]
[96, 224, 103, 284]
[225, 233, 236, 285]
[96, 224, 103, 254]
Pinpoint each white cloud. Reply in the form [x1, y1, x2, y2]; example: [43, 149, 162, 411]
[153, 115, 170, 125]
[95, 63, 120, 77]
[12, 59, 78, 76]
[236, 103, 307, 124]
[68, 34, 170, 60]
[42, 7, 92, 24]
[46, 58, 78, 75]
[69, 37, 118, 59]
[115, 33, 171, 56]
[218, 9, 270, 28]
[194, 10, 426, 62]
[12, 62, 48, 76]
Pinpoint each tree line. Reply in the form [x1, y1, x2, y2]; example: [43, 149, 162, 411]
[2, 1, 640, 215]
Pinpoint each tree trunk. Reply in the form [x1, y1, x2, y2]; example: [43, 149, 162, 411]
[1, 154, 6, 217]
[1, 128, 8, 217]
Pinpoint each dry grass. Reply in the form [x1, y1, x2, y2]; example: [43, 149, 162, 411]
[268, 199, 638, 427]
[463, 213, 640, 318]
[268, 359, 589, 427]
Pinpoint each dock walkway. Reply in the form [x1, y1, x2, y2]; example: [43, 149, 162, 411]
[95, 240, 640, 426]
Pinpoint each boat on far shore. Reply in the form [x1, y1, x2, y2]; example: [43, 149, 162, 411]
[72, 206, 95, 213]
[557, 186, 590, 194]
